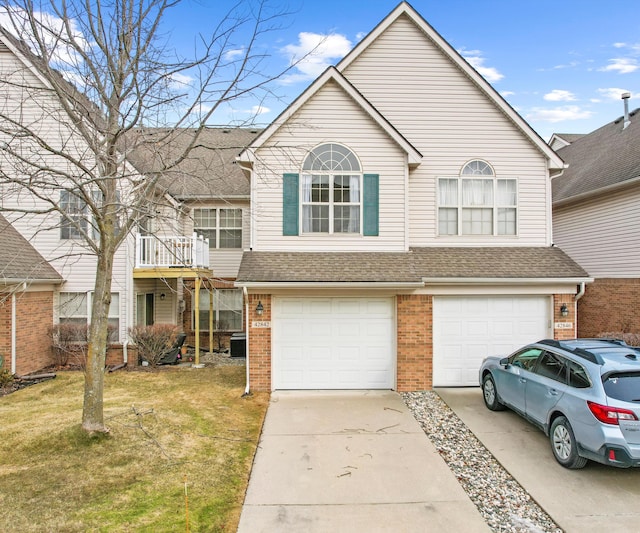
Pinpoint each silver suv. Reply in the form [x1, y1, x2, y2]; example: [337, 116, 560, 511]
[479, 339, 640, 469]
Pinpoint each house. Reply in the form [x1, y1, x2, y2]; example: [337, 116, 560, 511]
[126, 127, 260, 351]
[552, 97, 640, 337]
[0, 213, 63, 375]
[235, 2, 591, 391]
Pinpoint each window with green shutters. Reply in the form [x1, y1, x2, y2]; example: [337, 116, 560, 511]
[282, 144, 378, 236]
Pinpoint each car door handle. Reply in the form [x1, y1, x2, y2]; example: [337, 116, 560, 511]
[519, 377, 527, 384]
[548, 389, 558, 396]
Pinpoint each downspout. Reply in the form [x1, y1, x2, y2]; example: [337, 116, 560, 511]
[574, 282, 586, 302]
[11, 293, 16, 374]
[242, 286, 250, 396]
[122, 340, 129, 365]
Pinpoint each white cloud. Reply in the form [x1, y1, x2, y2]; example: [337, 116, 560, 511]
[247, 105, 270, 116]
[500, 90, 515, 97]
[600, 58, 639, 74]
[597, 87, 632, 100]
[544, 89, 576, 102]
[225, 48, 245, 60]
[459, 48, 504, 83]
[526, 106, 593, 123]
[612, 42, 640, 53]
[281, 32, 352, 84]
[168, 72, 193, 89]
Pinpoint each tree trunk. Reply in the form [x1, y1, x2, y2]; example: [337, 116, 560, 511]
[82, 241, 115, 433]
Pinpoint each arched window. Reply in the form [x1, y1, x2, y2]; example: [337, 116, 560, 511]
[438, 160, 517, 236]
[301, 143, 362, 233]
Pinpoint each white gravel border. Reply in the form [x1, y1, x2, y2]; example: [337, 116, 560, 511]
[403, 391, 562, 533]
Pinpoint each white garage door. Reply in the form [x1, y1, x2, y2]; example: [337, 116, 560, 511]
[272, 297, 394, 390]
[433, 296, 550, 387]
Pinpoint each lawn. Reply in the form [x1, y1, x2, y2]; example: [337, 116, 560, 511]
[0, 365, 269, 532]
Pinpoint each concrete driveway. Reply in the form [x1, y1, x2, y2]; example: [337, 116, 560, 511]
[437, 388, 640, 533]
[238, 390, 489, 533]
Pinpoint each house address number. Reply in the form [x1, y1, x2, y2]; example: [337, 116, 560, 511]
[252, 321, 271, 328]
[554, 322, 573, 330]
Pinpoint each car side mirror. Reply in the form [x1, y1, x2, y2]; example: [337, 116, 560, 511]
[500, 357, 510, 367]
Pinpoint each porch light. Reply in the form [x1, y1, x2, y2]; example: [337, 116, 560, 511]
[160, 293, 166, 301]
[560, 303, 569, 317]
[256, 301, 264, 316]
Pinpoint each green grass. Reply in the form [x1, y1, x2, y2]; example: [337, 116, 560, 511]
[0, 366, 268, 532]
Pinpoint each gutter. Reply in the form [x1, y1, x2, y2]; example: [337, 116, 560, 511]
[236, 281, 425, 290]
[242, 286, 250, 396]
[422, 277, 594, 285]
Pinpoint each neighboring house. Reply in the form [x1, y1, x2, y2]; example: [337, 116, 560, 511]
[0, 214, 63, 375]
[127, 128, 260, 350]
[552, 101, 640, 337]
[235, 2, 591, 391]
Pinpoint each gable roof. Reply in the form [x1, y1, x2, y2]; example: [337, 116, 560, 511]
[548, 133, 585, 151]
[0, 214, 62, 284]
[126, 128, 260, 199]
[239, 66, 422, 166]
[335, 1, 564, 170]
[552, 109, 640, 205]
[236, 247, 589, 286]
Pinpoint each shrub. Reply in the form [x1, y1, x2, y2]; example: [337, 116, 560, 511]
[0, 368, 14, 387]
[129, 324, 178, 367]
[597, 332, 640, 347]
[49, 323, 117, 368]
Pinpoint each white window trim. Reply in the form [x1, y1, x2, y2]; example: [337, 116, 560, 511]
[194, 208, 243, 249]
[437, 175, 519, 236]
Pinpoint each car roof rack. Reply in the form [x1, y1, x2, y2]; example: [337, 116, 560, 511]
[537, 339, 603, 364]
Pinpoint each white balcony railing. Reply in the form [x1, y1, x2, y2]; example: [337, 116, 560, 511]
[135, 233, 210, 269]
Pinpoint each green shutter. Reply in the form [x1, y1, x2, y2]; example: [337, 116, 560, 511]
[283, 173, 299, 236]
[363, 174, 379, 236]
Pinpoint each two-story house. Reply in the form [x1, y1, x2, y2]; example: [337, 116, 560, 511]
[235, 2, 590, 391]
[0, 213, 63, 375]
[552, 97, 640, 337]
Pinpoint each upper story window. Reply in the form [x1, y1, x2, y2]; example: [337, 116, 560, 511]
[438, 160, 517, 236]
[60, 190, 87, 239]
[301, 143, 361, 234]
[194, 208, 242, 249]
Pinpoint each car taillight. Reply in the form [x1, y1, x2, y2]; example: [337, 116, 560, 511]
[587, 401, 639, 425]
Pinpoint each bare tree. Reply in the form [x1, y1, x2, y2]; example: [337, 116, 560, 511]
[0, 0, 292, 433]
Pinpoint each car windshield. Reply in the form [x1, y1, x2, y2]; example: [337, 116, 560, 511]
[602, 372, 640, 402]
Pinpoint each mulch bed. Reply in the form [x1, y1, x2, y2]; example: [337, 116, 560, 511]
[0, 375, 54, 397]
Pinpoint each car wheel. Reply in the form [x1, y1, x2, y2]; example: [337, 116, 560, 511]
[482, 374, 505, 411]
[550, 416, 587, 469]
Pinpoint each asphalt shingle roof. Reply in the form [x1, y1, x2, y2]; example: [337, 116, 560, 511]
[126, 128, 261, 199]
[552, 109, 640, 203]
[236, 247, 588, 284]
[0, 214, 62, 282]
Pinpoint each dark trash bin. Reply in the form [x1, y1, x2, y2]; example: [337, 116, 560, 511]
[230, 333, 246, 357]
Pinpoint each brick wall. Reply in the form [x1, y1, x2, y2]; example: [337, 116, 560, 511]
[0, 291, 55, 375]
[397, 294, 432, 391]
[576, 278, 640, 338]
[247, 294, 271, 391]
[553, 294, 577, 340]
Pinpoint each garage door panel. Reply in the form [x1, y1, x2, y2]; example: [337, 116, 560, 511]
[434, 296, 549, 387]
[273, 297, 394, 390]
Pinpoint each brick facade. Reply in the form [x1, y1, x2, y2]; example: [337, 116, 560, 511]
[396, 294, 432, 391]
[0, 291, 54, 375]
[576, 278, 640, 338]
[247, 294, 271, 391]
[553, 293, 577, 341]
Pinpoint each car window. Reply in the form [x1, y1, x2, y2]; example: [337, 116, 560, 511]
[567, 359, 591, 388]
[603, 372, 640, 402]
[534, 351, 568, 384]
[510, 348, 543, 371]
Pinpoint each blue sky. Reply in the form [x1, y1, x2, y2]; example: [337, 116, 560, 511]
[166, 0, 640, 141]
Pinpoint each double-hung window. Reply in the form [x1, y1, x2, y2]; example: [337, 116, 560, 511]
[60, 190, 87, 239]
[438, 160, 517, 236]
[58, 291, 120, 341]
[301, 144, 361, 234]
[194, 208, 242, 249]
[193, 288, 243, 331]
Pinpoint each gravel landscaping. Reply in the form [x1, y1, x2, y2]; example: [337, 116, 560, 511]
[403, 391, 562, 533]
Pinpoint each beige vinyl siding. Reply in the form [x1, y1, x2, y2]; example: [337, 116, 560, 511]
[253, 80, 407, 252]
[0, 47, 134, 341]
[553, 188, 640, 277]
[342, 14, 550, 246]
